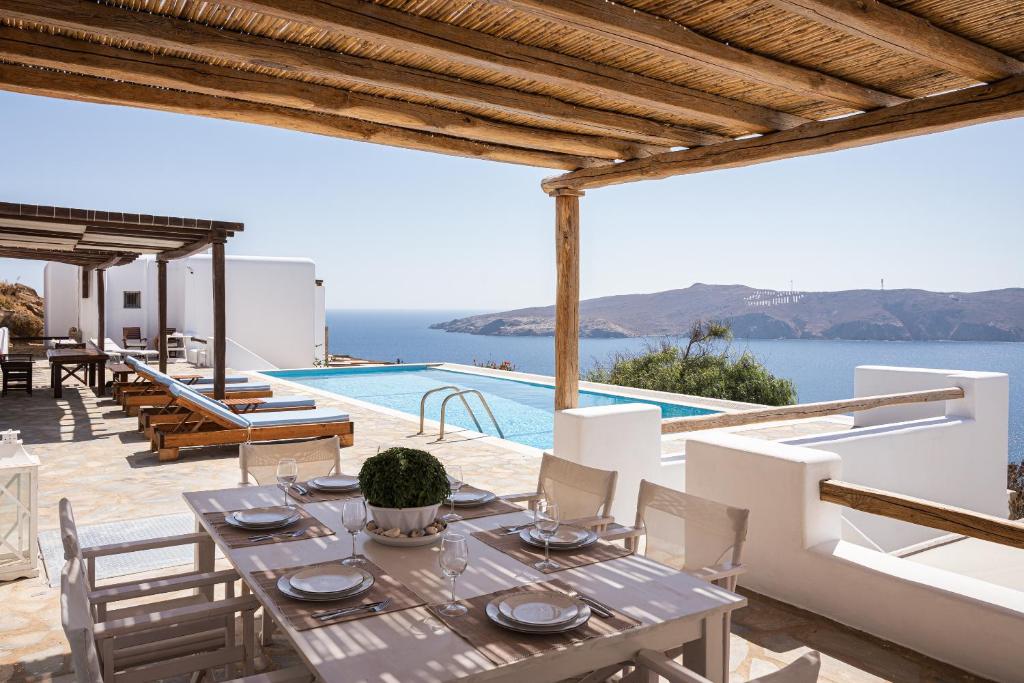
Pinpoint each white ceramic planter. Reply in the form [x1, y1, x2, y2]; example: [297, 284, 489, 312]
[367, 503, 441, 534]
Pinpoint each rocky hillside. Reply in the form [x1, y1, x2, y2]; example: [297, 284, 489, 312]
[432, 283, 1024, 342]
[0, 281, 44, 337]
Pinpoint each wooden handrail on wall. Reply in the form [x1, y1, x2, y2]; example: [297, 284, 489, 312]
[660, 386, 965, 434]
[820, 480, 1024, 550]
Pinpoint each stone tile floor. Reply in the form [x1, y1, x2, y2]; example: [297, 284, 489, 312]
[0, 364, 988, 682]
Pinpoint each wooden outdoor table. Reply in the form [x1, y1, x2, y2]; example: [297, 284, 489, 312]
[46, 343, 109, 398]
[220, 397, 266, 413]
[107, 362, 134, 384]
[184, 485, 745, 683]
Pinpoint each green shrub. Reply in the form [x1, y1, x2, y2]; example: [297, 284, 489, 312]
[585, 321, 796, 406]
[358, 447, 450, 508]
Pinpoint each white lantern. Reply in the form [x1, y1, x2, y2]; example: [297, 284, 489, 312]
[0, 429, 39, 581]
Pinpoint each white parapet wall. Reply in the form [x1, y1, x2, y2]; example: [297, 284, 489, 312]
[686, 432, 1024, 682]
[784, 366, 1009, 552]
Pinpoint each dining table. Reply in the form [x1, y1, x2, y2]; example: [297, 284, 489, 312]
[184, 484, 746, 683]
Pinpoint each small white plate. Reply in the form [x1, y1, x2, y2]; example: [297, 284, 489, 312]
[498, 591, 580, 626]
[523, 526, 597, 548]
[446, 490, 495, 507]
[309, 475, 360, 491]
[233, 507, 297, 527]
[362, 529, 443, 547]
[485, 599, 591, 634]
[277, 571, 373, 602]
[289, 565, 365, 595]
[225, 508, 300, 530]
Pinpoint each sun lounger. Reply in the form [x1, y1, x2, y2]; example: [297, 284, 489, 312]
[152, 382, 353, 462]
[139, 394, 319, 440]
[120, 358, 272, 415]
[92, 337, 159, 362]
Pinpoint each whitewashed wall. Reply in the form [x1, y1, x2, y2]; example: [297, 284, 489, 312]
[43, 255, 324, 369]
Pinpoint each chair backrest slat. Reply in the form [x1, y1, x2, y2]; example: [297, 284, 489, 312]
[59, 498, 83, 563]
[240, 436, 341, 485]
[123, 327, 143, 340]
[536, 453, 617, 521]
[634, 479, 749, 573]
[62, 557, 103, 683]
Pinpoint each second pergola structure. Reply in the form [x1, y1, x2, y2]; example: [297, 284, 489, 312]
[0, 202, 242, 397]
[1, 0, 1022, 408]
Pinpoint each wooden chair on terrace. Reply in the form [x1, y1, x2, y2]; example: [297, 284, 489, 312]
[240, 435, 342, 486]
[620, 649, 820, 683]
[59, 499, 260, 682]
[151, 382, 353, 461]
[1, 353, 33, 396]
[503, 452, 618, 527]
[121, 326, 147, 350]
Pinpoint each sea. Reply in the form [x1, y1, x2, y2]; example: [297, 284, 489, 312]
[326, 310, 1024, 464]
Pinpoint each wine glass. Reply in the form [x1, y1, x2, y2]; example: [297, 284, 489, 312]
[534, 500, 560, 571]
[442, 465, 464, 522]
[438, 532, 469, 616]
[276, 458, 298, 509]
[341, 499, 367, 566]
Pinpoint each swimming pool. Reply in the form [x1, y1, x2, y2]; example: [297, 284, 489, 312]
[265, 365, 718, 450]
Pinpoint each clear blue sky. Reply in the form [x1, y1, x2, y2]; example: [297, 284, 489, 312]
[1, 90, 1021, 310]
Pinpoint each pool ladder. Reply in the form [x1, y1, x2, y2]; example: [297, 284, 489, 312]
[418, 386, 504, 441]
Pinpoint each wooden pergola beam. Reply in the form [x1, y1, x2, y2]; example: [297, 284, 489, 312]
[0, 62, 600, 171]
[0, 201, 242, 235]
[0, 29, 660, 161]
[767, 0, 1024, 83]
[488, 0, 903, 110]
[0, 0, 721, 148]
[542, 75, 1024, 191]
[223, 0, 808, 133]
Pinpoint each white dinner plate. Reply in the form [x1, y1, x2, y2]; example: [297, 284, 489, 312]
[225, 508, 300, 530]
[521, 526, 597, 549]
[309, 475, 360, 491]
[446, 490, 495, 507]
[485, 599, 591, 634]
[498, 591, 581, 626]
[289, 565, 366, 595]
[276, 571, 374, 602]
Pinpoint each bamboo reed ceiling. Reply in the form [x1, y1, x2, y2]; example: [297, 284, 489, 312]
[0, 0, 1022, 190]
[0, 201, 243, 267]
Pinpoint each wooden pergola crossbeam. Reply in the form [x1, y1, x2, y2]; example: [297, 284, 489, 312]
[0, 0, 722, 149]
[217, 0, 808, 134]
[488, 0, 904, 110]
[767, 0, 1024, 83]
[0, 28, 658, 161]
[542, 75, 1024, 191]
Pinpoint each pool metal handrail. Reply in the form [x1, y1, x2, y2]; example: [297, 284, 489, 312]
[418, 386, 484, 435]
[438, 389, 505, 441]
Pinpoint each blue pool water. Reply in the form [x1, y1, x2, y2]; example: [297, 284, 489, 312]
[265, 365, 717, 450]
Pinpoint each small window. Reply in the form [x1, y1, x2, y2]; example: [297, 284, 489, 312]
[123, 291, 142, 309]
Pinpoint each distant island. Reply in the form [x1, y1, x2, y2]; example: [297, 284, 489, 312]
[431, 283, 1024, 342]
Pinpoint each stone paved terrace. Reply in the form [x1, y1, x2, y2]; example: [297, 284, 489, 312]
[0, 363, 988, 682]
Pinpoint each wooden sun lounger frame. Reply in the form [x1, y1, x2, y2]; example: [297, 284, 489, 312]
[138, 397, 314, 442]
[120, 379, 272, 416]
[151, 400, 354, 462]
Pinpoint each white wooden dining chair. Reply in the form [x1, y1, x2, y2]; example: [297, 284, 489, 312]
[503, 452, 618, 525]
[61, 555, 260, 683]
[601, 479, 750, 590]
[622, 649, 821, 683]
[239, 435, 341, 485]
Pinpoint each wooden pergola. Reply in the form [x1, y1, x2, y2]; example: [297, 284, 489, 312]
[0, 201, 242, 397]
[0, 0, 1021, 409]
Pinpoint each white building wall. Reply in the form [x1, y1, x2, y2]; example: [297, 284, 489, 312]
[42, 254, 323, 370]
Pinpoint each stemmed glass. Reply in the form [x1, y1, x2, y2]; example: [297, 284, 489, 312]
[442, 465, 463, 522]
[341, 499, 367, 566]
[438, 532, 469, 616]
[533, 500, 561, 571]
[276, 458, 298, 510]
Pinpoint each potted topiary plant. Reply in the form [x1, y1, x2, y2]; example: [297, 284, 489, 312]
[358, 447, 450, 533]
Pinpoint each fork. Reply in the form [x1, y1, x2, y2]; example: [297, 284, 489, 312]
[501, 522, 534, 534]
[314, 599, 391, 621]
[564, 590, 614, 618]
[248, 529, 305, 542]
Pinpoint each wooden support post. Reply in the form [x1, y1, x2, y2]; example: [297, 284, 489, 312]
[211, 237, 227, 400]
[95, 268, 105, 395]
[550, 188, 583, 410]
[157, 258, 168, 373]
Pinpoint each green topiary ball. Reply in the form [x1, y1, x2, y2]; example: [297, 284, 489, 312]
[358, 447, 450, 508]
